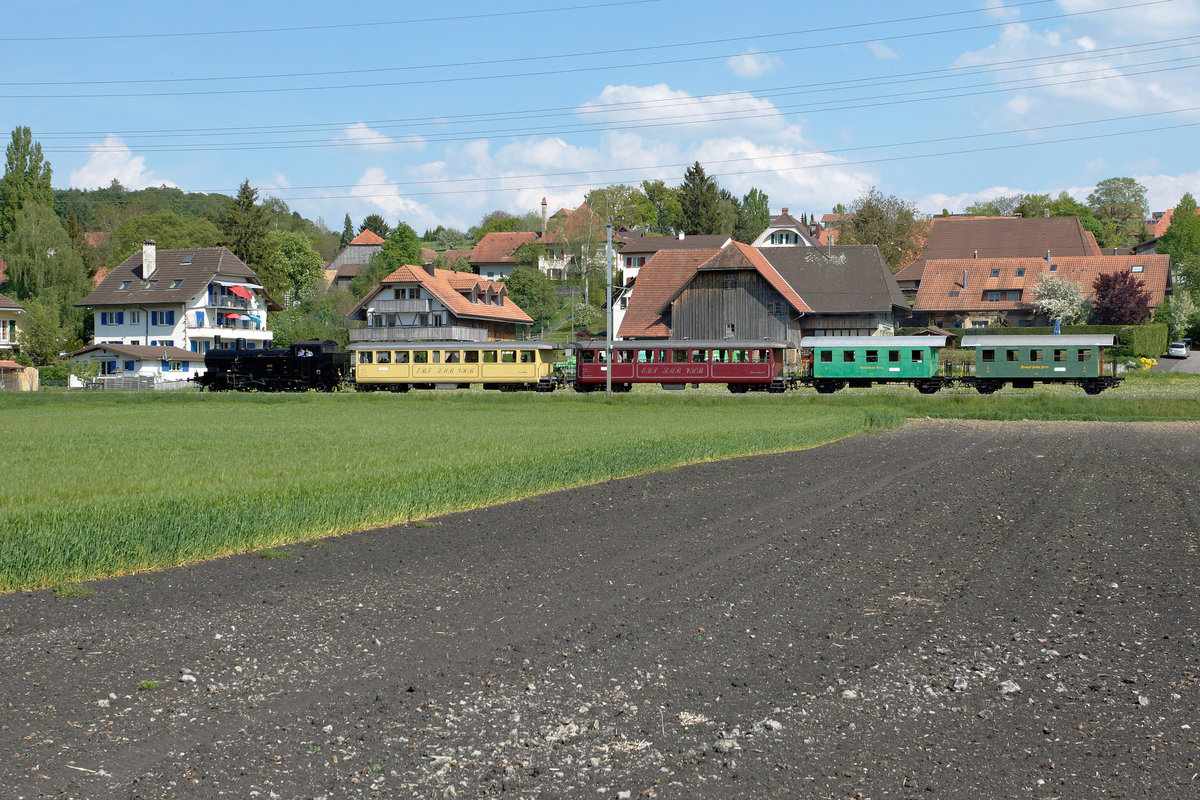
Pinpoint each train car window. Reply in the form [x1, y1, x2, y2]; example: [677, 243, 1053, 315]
[413, 351, 429, 364]
[910, 350, 923, 363]
[981, 349, 995, 363]
[464, 350, 478, 363]
[579, 350, 594, 363]
[1030, 349, 1043, 362]
[358, 351, 373, 364]
[377, 351, 391, 364]
[616, 350, 634, 363]
[396, 351, 410, 364]
[732, 349, 749, 363]
[1053, 349, 1066, 362]
[430, 351, 441, 364]
[673, 349, 688, 363]
[1006, 349, 1018, 362]
[865, 350, 879, 363]
[888, 350, 900, 363]
[637, 350, 653, 363]
[445, 351, 461, 363]
[843, 351, 856, 363]
[501, 350, 517, 363]
[1077, 348, 1091, 362]
[520, 350, 535, 363]
[657, 350, 669, 363]
[691, 349, 707, 363]
[820, 350, 833, 363]
[711, 350, 726, 363]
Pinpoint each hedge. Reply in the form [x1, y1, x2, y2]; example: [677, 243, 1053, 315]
[897, 323, 1169, 358]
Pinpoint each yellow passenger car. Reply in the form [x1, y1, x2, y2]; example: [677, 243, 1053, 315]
[348, 341, 563, 392]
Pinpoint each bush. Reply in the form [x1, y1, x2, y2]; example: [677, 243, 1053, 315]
[38, 363, 69, 382]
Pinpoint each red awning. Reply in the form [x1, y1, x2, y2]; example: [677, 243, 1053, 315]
[224, 313, 244, 320]
[228, 285, 254, 299]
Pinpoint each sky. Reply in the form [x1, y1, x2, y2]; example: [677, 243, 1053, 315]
[3, 0, 1200, 234]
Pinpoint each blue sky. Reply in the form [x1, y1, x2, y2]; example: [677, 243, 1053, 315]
[4, 0, 1200, 233]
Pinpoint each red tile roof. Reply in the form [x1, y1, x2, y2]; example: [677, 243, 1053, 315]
[469, 232, 538, 265]
[421, 247, 437, 264]
[617, 249, 723, 338]
[542, 204, 622, 245]
[914, 254, 1171, 312]
[353, 264, 533, 324]
[350, 230, 385, 246]
[83, 231, 110, 248]
[0, 360, 21, 370]
[895, 216, 1102, 283]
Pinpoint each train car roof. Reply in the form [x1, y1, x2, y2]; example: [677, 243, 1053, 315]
[346, 340, 560, 351]
[570, 339, 795, 350]
[799, 336, 949, 348]
[959, 335, 1116, 347]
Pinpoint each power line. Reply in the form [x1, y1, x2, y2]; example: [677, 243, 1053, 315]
[0, 0, 1173, 99]
[30, 33, 1200, 141]
[0, 1, 662, 43]
[38, 55, 1200, 153]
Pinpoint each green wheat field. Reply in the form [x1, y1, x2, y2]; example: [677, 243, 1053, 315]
[3, 375, 1200, 592]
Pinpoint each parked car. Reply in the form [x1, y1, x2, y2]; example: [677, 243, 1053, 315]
[1166, 341, 1190, 359]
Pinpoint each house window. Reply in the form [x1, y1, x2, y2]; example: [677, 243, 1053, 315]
[100, 311, 125, 325]
[124, 360, 135, 371]
[725, 323, 735, 337]
[150, 310, 175, 326]
[170, 279, 183, 289]
[1006, 290, 1021, 301]
[982, 349, 995, 363]
[986, 291, 1001, 302]
[723, 274, 736, 287]
[1049, 264, 1057, 272]
[118, 280, 131, 291]
[128, 311, 140, 324]
[1132, 265, 1144, 273]
[990, 269, 1000, 278]
[1016, 268, 1026, 277]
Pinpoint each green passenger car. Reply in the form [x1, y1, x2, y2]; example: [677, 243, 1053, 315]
[799, 336, 949, 394]
[959, 335, 1120, 395]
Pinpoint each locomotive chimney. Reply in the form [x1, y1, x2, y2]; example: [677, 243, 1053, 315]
[142, 239, 157, 280]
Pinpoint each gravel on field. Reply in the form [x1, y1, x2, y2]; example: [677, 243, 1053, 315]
[1, 419, 1198, 799]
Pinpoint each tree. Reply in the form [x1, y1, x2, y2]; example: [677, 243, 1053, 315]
[1157, 193, 1200, 295]
[678, 162, 723, 235]
[837, 187, 927, 271]
[108, 210, 223, 266]
[503, 266, 558, 324]
[1087, 177, 1148, 223]
[358, 214, 390, 238]
[3, 204, 90, 344]
[350, 222, 423, 297]
[964, 194, 1023, 217]
[0, 126, 53, 244]
[641, 179, 681, 234]
[258, 231, 326, 303]
[18, 298, 69, 366]
[734, 187, 770, 243]
[510, 240, 546, 269]
[1031, 274, 1088, 325]
[1154, 292, 1197, 339]
[716, 189, 739, 237]
[1014, 193, 1052, 219]
[339, 214, 354, 249]
[1090, 270, 1151, 325]
[223, 179, 270, 267]
[585, 184, 655, 230]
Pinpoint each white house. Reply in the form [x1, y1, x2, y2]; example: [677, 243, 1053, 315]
[0, 291, 23, 354]
[68, 342, 202, 383]
[77, 241, 279, 355]
[751, 208, 817, 248]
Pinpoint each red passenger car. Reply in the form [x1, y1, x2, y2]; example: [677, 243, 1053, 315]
[570, 340, 794, 392]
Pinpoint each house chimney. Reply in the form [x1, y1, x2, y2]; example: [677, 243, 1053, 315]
[678, 231, 685, 240]
[1045, 249, 1052, 262]
[425, 263, 436, 277]
[962, 269, 968, 290]
[143, 239, 157, 279]
[782, 207, 789, 216]
[810, 222, 820, 241]
[541, 197, 547, 236]
[973, 250, 978, 259]
[1044, 208, 1050, 217]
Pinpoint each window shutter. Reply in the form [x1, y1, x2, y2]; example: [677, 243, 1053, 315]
[183, 361, 189, 372]
[166, 310, 175, 325]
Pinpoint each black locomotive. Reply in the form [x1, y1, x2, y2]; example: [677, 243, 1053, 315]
[196, 339, 352, 392]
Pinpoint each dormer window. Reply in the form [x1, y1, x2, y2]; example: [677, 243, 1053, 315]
[118, 280, 132, 291]
[170, 279, 183, 289]
[1131, 265, 1144, 273]
[143, 280, 158, 289]
[990, 269, 1000, 278]
[1016, 268, 1026, 277]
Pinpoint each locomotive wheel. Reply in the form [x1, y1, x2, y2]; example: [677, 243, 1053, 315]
[974, 380, 1001, 395]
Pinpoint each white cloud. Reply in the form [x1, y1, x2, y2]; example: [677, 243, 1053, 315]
[984, 0, 1022, 22]
[68, 135, 175, 190]
[334, 122, 426, 152]
[577, 84, 788, 136]
[916, 185, 1030, 215]
[725, 48, 784, 78]
[1056, 0, 1200, 33]
[866, 41, 899, 60]
[1136, 167, 1200, 211]
[347, 167, 440, 232]
[1006, 94, 1033, 115]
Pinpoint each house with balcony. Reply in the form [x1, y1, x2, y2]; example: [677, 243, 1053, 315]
[77, 241, 280, 355]
[347, 262, 533, 343]
[0, 291, 23, 354]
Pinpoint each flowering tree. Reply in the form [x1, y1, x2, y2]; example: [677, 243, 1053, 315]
[1032, 274, 1087, 324]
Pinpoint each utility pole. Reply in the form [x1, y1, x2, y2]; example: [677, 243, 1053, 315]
[605, 223, 613, 398]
